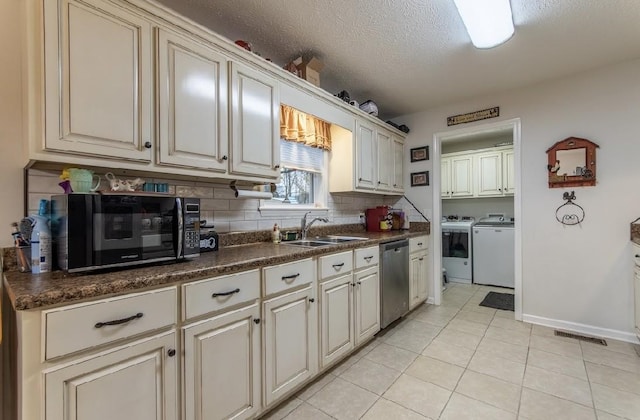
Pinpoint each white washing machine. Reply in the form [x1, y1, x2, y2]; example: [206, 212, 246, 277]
[473, 217, 515, 288]
[441, 218, 475, 283]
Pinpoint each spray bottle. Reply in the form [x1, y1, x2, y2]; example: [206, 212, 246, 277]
[30, 199, 52, 274]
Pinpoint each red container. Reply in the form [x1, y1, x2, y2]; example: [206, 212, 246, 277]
[365, 206, 390, 232]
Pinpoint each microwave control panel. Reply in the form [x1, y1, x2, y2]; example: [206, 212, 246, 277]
[183, 198, 201, 256]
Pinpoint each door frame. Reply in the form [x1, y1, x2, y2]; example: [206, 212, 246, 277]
[431, 118, 522, 320]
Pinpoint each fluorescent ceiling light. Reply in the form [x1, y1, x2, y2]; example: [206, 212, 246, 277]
[453, 0, 514, 49]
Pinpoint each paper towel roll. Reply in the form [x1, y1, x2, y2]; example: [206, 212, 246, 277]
[234, 190, 273, 199]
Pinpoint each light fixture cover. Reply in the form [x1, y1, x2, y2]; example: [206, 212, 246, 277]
[453, 0, 514, 49]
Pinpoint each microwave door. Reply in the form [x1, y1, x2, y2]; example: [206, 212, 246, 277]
[139, 196, 177, 260]
[94, 198, 143, 266]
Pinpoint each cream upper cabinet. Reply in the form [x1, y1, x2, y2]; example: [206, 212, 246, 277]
[43, 0, 153, 161]
[476, 151, 503, 196]
[182, 301, 261, 420]
[376, 130, 393, 190]
[503, 150, 516, 195]
[392, 136, 405, 192]
[229, 62, 280, 179]
[356, 120, 377, 190]
[442, 155, 473, 198]
[156, 27, 229, 171]
[45, 331, 177, 420]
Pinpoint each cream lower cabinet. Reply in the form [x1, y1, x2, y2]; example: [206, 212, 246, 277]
[319, 273, 355, 368]
[354, 266, 380, 344]
[44, 330, 178, 420]
[263, 284, 317, 406]
[43, 0, 153, 162]
[409, 236, 429, 310]
[633, 244, 640, 339]
[182, 302, 261, 420]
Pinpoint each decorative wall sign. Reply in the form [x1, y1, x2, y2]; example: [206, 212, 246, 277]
[410, 171, 429, 187]
[410, 146, 429, 162]
[447, 106, 500, 126]
[546, 137, 599, 188]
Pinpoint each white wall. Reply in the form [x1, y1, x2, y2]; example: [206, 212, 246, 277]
[401, 59, 640, 339]
[0, 0, 25, 248]
[443, 197, 514, 222]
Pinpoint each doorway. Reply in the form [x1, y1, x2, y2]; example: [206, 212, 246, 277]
[431, 118, 522, 320]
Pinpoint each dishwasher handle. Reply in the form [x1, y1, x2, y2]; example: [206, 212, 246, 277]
[380, 239, 409, 252]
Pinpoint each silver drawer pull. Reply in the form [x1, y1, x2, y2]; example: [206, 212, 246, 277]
[95, 312, 143, 329]
[364, 256, 374, 262]
[282, 273, 300, 281]
[332, 263, 345, 269]
[212, 288, 240, 298]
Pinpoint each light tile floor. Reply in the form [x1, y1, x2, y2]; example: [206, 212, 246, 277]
[262, 283, 640, 420]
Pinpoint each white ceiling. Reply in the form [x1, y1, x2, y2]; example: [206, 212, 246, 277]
[156, 0, 640, 120]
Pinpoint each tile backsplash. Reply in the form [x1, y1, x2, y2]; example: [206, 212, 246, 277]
[27, 168, 425, 233]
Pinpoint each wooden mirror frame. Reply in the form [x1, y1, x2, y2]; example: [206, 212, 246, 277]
[546, 137, 599, 188]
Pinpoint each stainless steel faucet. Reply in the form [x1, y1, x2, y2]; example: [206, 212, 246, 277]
[300, 211, 329, 239]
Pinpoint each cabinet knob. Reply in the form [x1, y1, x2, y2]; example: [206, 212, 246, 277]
[274, 164, 280, 169]
[167, 349, 176, 357]
[222, 155, 228, 161]
[358, 177, 362, 181]
[393, 184, 397, 187]
[357, 281, 362, 285]
[144, 141, 152, 149]
[253, 318, 261, 324]
[308, 298, 315, 303]
[377, 181, 381, 184]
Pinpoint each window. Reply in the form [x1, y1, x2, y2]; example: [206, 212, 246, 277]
[266, 139, 326, 208]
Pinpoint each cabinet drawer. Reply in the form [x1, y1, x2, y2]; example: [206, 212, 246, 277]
[410, 236, 429, 253]
[44, 287, 177, 360]
[182, 269, 260, 320]
[354, 246, 379, 270]
[633, 243, 640, 266]
[263, 258, 315, 296]
[319, 251, 353, 280]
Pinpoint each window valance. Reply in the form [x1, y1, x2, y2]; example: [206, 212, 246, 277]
[280, 105, 332, 151]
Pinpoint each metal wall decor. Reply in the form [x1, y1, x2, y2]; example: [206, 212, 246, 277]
[555, 191, 585, 226]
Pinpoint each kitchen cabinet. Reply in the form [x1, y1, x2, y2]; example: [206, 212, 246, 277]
[476, 149, 515, 197]
[45, 331, 178, 420]
[409, 236, 429, 310]
[183, 302, 261, 420]
[441, 155, 473, 198]
[181, 270, 261, 420]
[156, 27, 229, 171]
[262, 258, 317, 406]
[230, 62, 280, 179]
[331, 117, 405, 195]
[318, 248, 379, 370]
[43, 0, 153, 162]
[633, 244, 640, 339]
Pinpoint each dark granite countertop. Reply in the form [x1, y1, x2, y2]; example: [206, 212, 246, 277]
[631, 222, 640, 245]
[3, 225, 429, 311]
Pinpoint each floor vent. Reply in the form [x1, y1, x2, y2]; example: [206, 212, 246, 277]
[554, 330, 607, 346]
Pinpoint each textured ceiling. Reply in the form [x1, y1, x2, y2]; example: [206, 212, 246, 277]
[155, 0, 640, 120]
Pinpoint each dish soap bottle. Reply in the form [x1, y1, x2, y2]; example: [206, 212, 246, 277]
[272, 223, 281, 244]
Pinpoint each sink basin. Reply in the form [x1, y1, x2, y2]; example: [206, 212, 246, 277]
[282, 236, 368, 248]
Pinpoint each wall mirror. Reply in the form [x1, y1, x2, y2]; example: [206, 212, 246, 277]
[546, 137, 599, 188]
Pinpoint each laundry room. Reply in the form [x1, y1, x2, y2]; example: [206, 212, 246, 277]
[441, 128, 515, 289]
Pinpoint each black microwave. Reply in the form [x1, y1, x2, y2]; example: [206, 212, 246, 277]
[52, 194, 200, 272]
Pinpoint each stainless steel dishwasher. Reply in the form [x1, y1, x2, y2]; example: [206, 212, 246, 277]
[380, 239, 410, 328]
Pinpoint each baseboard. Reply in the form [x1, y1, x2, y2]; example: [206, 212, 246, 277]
[448, 277, 471, 284]
[522, 314, 640, 345]
[426, 297, 435, 304]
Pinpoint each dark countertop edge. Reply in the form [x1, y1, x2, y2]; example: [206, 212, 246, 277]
[631, 222, 640, 245]
[4, 229, 429, 311]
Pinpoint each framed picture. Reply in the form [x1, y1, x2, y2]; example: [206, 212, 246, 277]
[410, 171, 429, 187]
[410, 146, 429, 162]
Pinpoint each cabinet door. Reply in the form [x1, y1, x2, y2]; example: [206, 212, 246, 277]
[44, 0, 152, 161]
[45, 331, 177, 420]
[392, 136, 404, 192]
[450, 156, 473, 197]
[263, 285, 317, 406]
[183, 302, 260, 420]
[229, 62, 280, 179]
[441, 158, 451, 198]
[376, 130, 392, 191]
[409, 251, 428, 309]
[354, 266, 380, 346]
[319, 274, 354, 368]
[635, 270, 640, 337]
[503, 150, 516, 195]
[477, 152, 503, 196]
[355, 120, 376, 190]
[157, 28, 229, 171]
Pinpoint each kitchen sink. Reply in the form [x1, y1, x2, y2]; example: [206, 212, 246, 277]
[282, 236, 368, 248]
